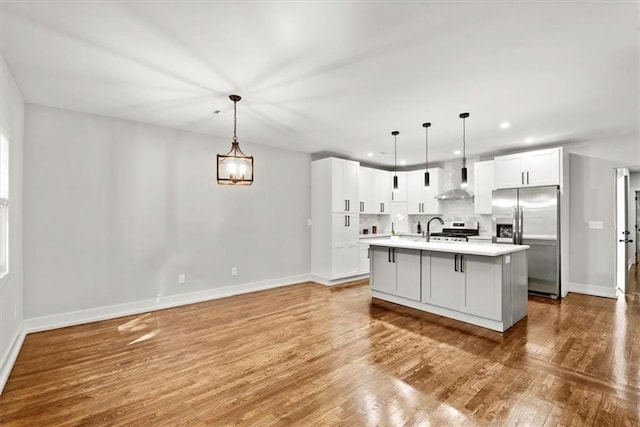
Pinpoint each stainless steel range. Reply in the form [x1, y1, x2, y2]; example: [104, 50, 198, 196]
[429, 221, 479, 242]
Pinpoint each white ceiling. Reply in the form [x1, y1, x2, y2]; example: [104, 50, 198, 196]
[1, 1, 638, 167]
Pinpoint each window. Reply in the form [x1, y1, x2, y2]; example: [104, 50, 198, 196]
[0, 131, 8, 277]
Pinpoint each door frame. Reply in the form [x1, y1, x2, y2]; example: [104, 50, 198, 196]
[615, 167, 640, 294]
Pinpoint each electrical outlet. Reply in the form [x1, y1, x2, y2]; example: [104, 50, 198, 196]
[231, 267, 238, 276]
[178, 274, 186, 284]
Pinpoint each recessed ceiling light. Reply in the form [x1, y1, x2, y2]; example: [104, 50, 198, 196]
[367, 152, 374, 157]
[525, 137, 535, 143]
[499, 122, 511, 129]
[400, 159, 407, 165]
[453, 150, 461, 156]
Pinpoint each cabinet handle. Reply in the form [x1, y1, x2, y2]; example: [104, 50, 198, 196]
[526, 171, 529, 184]
[388, 247, 392, 263]
[460, 255, 464, 273]
[348, 200, 350, 211]
[521, 172, 524, 185]
[381, 203, 384, 213]
[367, 248, 370, 259]
[454, 254, 458, 272]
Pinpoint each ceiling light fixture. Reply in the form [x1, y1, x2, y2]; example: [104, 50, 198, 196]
[392, 131, 399, 191]
[500, 122, 511, 129]
[217, 95, 253, 186]
[422, 122, 431, 188]
[367, 152, 374, 157]
[460, 112, 470, 188]
[453, 150, 461, 156]
[525, 137, 534, 143]
[400, 159, 407, 165]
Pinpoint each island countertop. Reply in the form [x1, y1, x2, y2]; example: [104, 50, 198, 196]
[360, 238, 529, 256]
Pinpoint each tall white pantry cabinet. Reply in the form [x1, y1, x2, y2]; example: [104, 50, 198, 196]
[311, 158, 361, 283]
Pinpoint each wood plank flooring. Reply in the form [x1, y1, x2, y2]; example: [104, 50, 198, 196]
[1, 280, 639, 426]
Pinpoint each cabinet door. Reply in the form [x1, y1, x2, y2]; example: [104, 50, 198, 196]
[331, 158, 346, 212]
[494, 155, 523, 189]
[407, 170, 425, 214]
[460, 255, 501, 320]
[358, 167, 375, 213]
[343, 160, 359, 212]
[359, 244, 370, 274]
[371, 246, 396, 294]
[421, 252, 431, 303]
[429, 252, 462, 310]
[344, 214, 360, 277]
[422, 168, 443, 214]
[331, 214, 349, 277]
[375, 169, 392, 213]
[522, 149, 559, 187]
[474, 160, 495, 214]
[391, 171, 408, 202]
[395, 248, 421, 301]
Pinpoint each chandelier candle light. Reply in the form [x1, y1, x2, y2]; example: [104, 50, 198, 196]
[217, 94, 254, 186]
[422, 122, 431, 188]
[392, 131, 399, 191]
[460, 112, 469, 188]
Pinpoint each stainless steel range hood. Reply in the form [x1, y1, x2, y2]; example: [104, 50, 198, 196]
[435, 188, 474, 200]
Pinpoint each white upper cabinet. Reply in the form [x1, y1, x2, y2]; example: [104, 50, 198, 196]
[390, 171, 408, 202]
[494, 147, 561, 189]
[359, 167, 391, 214]
[358, 167, 375, 213]
[375, 169, 392, 214]
[331, 158, 360, 213]
[407, 168, 444, 215]
[474, 160, 495, 214]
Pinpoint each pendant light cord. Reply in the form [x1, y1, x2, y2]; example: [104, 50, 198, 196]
[425, 126, 428, 170]
[394, 134, 397, 176]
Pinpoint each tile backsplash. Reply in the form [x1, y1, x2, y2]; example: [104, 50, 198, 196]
[407, 199, 493, 236]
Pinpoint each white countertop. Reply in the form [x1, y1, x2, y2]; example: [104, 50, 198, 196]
[360, 238, 529, 256]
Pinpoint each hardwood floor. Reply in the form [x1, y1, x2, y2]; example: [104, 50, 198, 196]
[1, 280, 639, 426]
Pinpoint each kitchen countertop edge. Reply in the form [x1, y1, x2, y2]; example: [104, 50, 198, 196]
[361, 238, 529, 256]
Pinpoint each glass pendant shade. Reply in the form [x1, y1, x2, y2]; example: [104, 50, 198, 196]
[393, 175, 398, 190]
[217, 142, 254, 185]
[424, 171, 430, 188]
[459, 113, 469, 189]
[217, 94, 254, 186]
[422, 122, 431, 189]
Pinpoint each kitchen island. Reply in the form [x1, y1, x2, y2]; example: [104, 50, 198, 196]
[363, 238, 529, 332]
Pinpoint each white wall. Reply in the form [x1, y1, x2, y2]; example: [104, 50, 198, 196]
[24, 105, 310, 319]
[565, 138, 639, 297]
[0, 54, 25, 391]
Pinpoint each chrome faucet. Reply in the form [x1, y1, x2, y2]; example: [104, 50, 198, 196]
[426, 217, 444, 242]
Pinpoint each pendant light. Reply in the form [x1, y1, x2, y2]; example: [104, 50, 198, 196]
[217, 95, 254, 186]
[422, 122, 431, 188]
[392, 131, 399, 191]
[459, 112, 469, 188]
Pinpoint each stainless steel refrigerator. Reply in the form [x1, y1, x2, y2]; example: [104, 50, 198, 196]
[492, 186, 560, 298]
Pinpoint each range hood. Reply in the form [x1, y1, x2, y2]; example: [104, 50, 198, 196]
[435, 188, 474, 200]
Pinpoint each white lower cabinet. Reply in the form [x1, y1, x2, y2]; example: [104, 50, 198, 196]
[371, 246, 421, 301]
[370, 245, 527, 332]
[359, 243, 370, 274]
[459, 254, 501, 321]
[423, 252, 462, 310]
[331, 213, 359, 278]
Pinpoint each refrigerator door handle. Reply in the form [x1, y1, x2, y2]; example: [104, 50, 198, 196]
[519, 207, 524, 245]
[512, 208, 518, 245]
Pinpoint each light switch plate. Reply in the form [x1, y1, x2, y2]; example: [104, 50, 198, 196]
[589, 221, 604, 230]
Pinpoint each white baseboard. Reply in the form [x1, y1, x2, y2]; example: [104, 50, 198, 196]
[1, 321, 25, 395]
[567, 282, 618, 299]
[24, 274, 311, 334]
[310, 274, 369, 286]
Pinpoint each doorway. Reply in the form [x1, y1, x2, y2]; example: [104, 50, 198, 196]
[616, 167, 640, 295]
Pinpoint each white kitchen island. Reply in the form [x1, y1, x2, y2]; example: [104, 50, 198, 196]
[363, 239, 529, 332]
